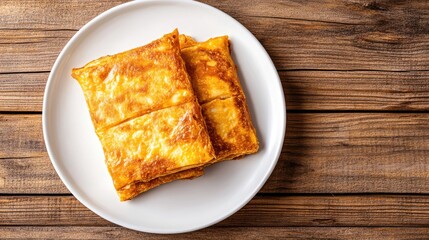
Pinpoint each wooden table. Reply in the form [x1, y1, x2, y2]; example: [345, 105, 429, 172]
[2, 0, 429, 239]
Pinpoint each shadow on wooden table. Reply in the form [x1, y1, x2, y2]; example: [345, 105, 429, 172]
[258, 70, 311, 194]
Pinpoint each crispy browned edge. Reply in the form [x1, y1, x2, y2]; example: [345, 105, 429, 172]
[122, 100, 213, 185]
[72, 29, 180, 79]
[71, 29, 187, 133]
[118, 167, 204, 201]
[70, 30, 215, 200]
[180, 35, 259, 162]
[202, 96, 259, 162]
[179, 34, 198, 48]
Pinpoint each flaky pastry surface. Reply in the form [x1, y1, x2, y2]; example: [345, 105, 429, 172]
[180, 35, 259, 161]
[72, 30, 194, 132]
[72, 30, 214, 201]
[98, 101, 214, 191]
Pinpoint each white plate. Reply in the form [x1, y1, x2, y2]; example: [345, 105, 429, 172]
[42, 0, 285, 234]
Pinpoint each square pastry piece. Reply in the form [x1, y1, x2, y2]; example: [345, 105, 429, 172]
[72, 29, 195, 133]
[98, 101, 214, 200]
[72, 30, 214, 201]
[180, 35, 259, 162]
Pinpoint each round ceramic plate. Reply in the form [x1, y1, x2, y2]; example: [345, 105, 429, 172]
[43, 0, 285, 234]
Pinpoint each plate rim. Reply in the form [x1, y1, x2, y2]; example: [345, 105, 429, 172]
[42, 0, 286, 234]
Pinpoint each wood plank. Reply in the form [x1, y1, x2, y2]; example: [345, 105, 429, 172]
[0, 114, 44, 158]
[0, 227, 287, 239]
[0, 0, 126, 30]
[5, 227, 429, 240]
[283, 71, 429, 111]
[2, 113, 429, 194]
[3, 0, 428, 30]
[0, 29, 75, 73]
[203, 0, 429, 25]
[1, 226, 429, 239]
[4, 70, 429, 112]
[0, 156, 67, 193]
[2, 1, 429, 74]
[0, 72, 46, 112]
[4, 195, 429, 227]
[278, 113, 429, 193]
[207, 0, 429, 71]
[0, 196, 283, 227]
[0, 0, 124, 73]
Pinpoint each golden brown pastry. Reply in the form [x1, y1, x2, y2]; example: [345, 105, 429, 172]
[72, 30, 195, 133]
[181, 35, 244, 104]
[72, 30, 214, 201]
[118, 168, 204, 201]
[98, 101, 215, 190]
[201, 96, 259, 161]
[180, 35, 259, 162]
[179, 34, 198, 49]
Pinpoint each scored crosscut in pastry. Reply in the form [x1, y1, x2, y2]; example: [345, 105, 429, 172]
[72, 29, 196, 133]
[97, 101, 214, 193]
[72, 29, 215, 201]
[180, 35, 259, 162]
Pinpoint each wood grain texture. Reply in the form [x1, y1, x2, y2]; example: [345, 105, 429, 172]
[3, 0, 429, 111]
[0, 156, 66, 193]
[282, 71, 429, 111]
[0, 1, 429, 111]
[0, 0, 127, 29]
[0, 72, 45, 111]
[1, 227, 287, 239]
[207, 0, 429, 71]
[3, 0, 429, 237]
[4, 70, 429, 112]
[1, 226, 429, 239]
[0, 29, 75, 74]
[3, 195, 429, 227]
[2, 0, 429, 73]
[2, 113, 429, 194]
[0, 196, 284, 227]
[282, 112, 429, 193]
[0, 0, 125, 74]
[0, 115, 45, 158]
